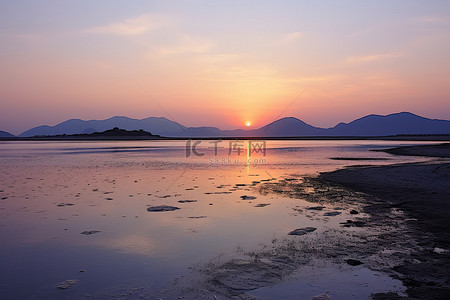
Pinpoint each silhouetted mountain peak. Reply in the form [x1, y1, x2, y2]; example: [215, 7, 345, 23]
[337, 112, 421, 126]
[330, 111, 450, 136]
[16, 112, 450, 138]
[106, 116, 133, 121]
[388, 112, 420, 117]
[0, 130, 15, 137]
[60, 118, 83, 124]
[258, 116, 324, 137]
[277, 116, 302, 121]
[263, 117, 310, 127]
[143, 116, 169, 120]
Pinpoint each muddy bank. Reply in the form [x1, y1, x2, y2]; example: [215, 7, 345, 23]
[160, 147, 450, 299]
[160, 175, 413, 299]
[377, 142, 450, 158]
[320, 161, 450, 299]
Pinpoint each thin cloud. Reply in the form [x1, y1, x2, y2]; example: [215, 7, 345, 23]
[347, 52, 404, 63]
[287, 74, 344, 83]
[347, 25, 379, 38]
[86, 14, 172, 36]
[155, 35, 213, 55]
[279, 31, 304, 44]
[198, 53, 244, 65]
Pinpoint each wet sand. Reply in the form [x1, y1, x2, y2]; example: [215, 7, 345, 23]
[320, 144, 450, 299]
[0, 140, 444, 299]
[377, 143, 450, 158]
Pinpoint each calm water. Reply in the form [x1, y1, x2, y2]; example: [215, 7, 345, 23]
[0, 140, 433, 299]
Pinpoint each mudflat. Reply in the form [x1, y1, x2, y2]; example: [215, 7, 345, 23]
[377, 143, 450, 158]
[320, 143, 450, 299]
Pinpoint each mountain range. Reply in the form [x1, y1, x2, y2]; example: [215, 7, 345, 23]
[6, 112, 450, 138]
[0, 130, 15, 138]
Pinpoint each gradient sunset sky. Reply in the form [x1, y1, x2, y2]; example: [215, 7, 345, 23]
[1, 0, 450, 135]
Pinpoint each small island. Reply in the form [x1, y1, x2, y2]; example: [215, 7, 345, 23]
[30, 127, 164, 140]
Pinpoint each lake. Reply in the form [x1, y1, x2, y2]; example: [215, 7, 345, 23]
[0, 140, 434, 299]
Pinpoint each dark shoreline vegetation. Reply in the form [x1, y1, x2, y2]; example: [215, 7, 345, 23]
[19, 127, 163, 140]
[318, 144, 450, 299]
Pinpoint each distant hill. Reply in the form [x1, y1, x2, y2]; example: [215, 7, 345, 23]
[19, 116, 185, 137]
[34, 127, 161, 139]
[224, 113, 450, 137]
[88, 127, 159, 137]
[328, 112, 450, 136]
[255, 117, 327, 136]
[18, 112, 450, 138]
[0, 130, 15, 137]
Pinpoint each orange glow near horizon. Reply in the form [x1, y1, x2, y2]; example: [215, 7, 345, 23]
[1, 2, 450, 135]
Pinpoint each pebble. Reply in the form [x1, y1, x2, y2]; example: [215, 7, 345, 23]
[57, 203, 74, 207]
[56, 279, 78, 289]
[306, 206, 325, 211]
[345, 259, 363, 266]
[147, 205, 180, 212]
[311, 294, 331, 300]
[81, 230, 101, 235]
[288, 227, 317, 236]
[254, 203, 271, 207]
[240, 195, 257, 200]
[324, 211, 341, 216]
[341, 220, 365, 227]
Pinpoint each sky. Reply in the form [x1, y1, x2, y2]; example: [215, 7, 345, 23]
[1, 0, 450, 135]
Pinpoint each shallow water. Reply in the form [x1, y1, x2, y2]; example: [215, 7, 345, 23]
[0, 140, 435, 299]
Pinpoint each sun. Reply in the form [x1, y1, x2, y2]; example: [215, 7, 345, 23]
[245, 121, 251, 127]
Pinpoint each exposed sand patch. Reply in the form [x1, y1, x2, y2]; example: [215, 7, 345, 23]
[377, 142, 450, 158]
[320, 149, 450, 298]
